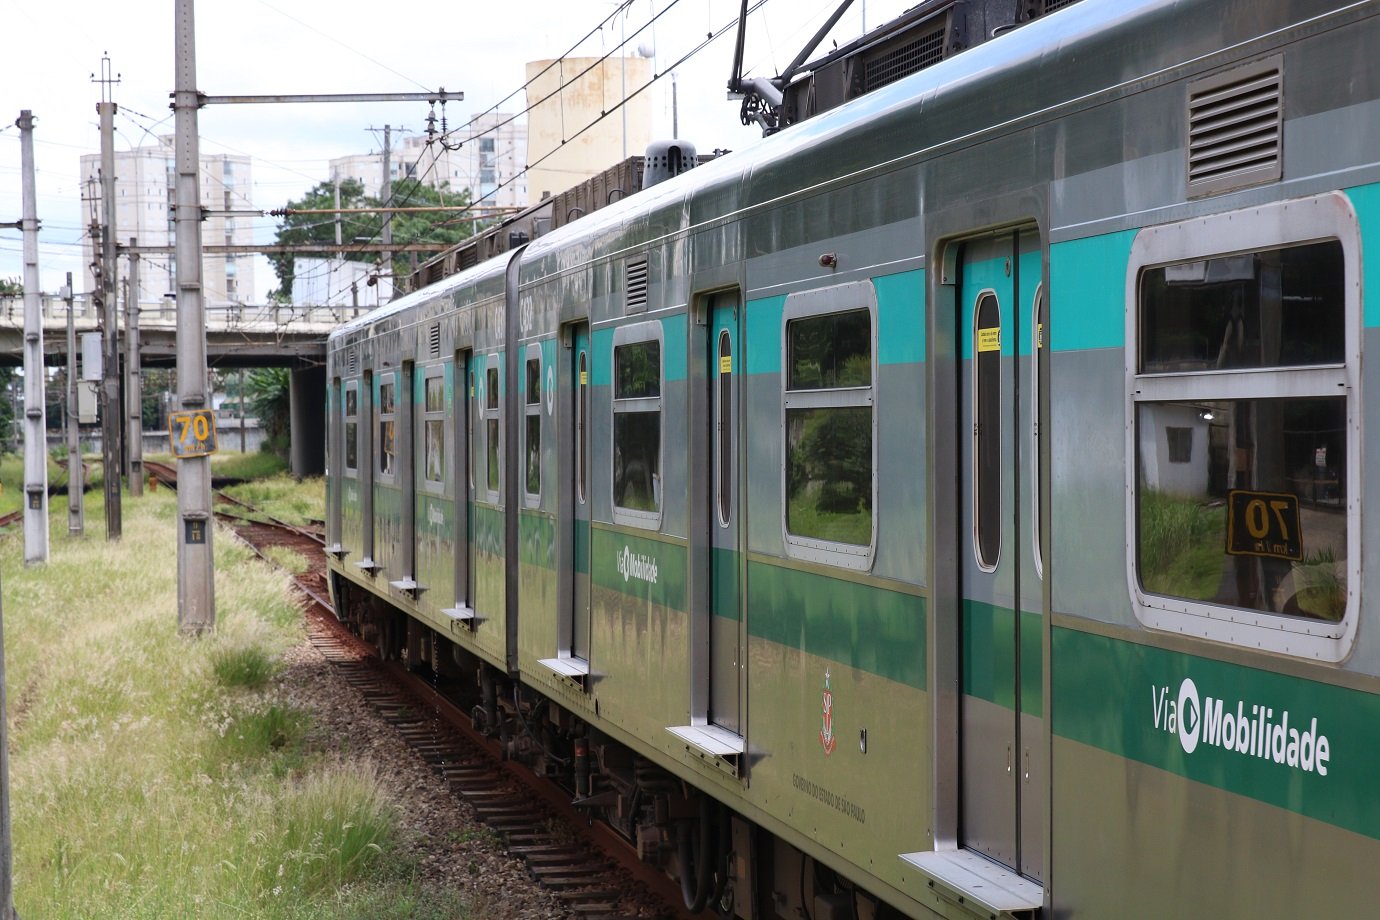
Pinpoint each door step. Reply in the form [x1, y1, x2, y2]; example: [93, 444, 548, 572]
[898, 849, 1041, 919]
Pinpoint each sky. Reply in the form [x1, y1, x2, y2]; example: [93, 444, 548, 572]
[0, 0, 918, 302]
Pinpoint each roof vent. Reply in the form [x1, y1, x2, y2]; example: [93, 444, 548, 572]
[626, 258, 649, 313]
[1187, 57, 1282, 198]
[643, 141, 697, 189]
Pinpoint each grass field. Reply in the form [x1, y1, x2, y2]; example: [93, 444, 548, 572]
[0, 488, 476, 918]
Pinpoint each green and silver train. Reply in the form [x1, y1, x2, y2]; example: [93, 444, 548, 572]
[325, 0, 1380, 915]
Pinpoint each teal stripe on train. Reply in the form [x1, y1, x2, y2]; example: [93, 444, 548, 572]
[1345, 183, 1380, 327]
[1049, 229, 1136, 352]
[745, 270, 926, 375]
[591, 314, 688, 387]
[1054, 627, 1380, 840]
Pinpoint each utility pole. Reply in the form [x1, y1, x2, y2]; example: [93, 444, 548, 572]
[125, 239, 143, 497]
[18, 109, 49, 565]
[96, 57, 122, 539]
[380, 124, 393, 295]
[64, 273, 84, 536]
[174, 0, 215, 634]
[333, 179, 343, 256]
[238, 368, 246, 453]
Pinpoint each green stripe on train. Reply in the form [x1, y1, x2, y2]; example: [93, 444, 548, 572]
[1053, 627, 1380, 840]
[746, 559, 926, 690]
[585, 526, 926, 689]
[961, 601, 1042, 716]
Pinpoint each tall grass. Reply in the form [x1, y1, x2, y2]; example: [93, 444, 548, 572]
[1139, 489, 1225, 599]
[222, 474, 325, 527]
[1, 490, 458, 918]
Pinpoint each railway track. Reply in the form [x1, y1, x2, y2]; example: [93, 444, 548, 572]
[145, 460, 688, 919]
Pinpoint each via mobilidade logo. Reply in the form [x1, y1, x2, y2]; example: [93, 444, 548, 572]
[1152, 677, 1331, 776]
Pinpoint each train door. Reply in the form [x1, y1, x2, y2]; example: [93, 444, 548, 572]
[392, 361, 417, 593]
[570, 324, 592, 664]
[708, 292, 742, 733]
[955, 228, 1043, 881]
[449, 351, 475, 621]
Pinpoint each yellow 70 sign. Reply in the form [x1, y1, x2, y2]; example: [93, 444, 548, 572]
[168, 409, 219, 458]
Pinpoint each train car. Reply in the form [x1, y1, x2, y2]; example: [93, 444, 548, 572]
[325, 0, 1380, 916]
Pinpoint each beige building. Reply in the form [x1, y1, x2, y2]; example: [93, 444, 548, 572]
[80, 137, 255, 307]
[524, 56, 652, 202]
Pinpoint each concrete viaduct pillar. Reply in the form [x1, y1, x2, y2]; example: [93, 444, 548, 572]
[289, 365, 327, 478]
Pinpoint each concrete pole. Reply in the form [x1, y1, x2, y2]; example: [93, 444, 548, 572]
[381, 124, 393, 296]
[98, 99, 122, 539]
[238, 368, 246, 453]
[175, 0, 215, 634]
[125, 239, 143, 497]
[333, 180, 343, 256]
[65, 273, 84, 536]
[0, 586, 18, 920]
[18, 109, 49, 565]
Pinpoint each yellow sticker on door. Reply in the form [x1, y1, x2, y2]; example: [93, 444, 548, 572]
[977, 326, 1001, 353]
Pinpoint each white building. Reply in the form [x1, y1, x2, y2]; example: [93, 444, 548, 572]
[328, 112, 528, 210]
[80, 137, 256, 308]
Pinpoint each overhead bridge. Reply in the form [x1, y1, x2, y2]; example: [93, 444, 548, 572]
[0, 294, 355, 368]
[0, 293, 362, 476]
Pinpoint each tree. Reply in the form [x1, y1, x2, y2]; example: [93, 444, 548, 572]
[268, 177, 476, 299]
[268, 178, 372, 300]
[0, 278, 20, 296]
[244, 368, 291, 458]
[377, 178, 473, 280]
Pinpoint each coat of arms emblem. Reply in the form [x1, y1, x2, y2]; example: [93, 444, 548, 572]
[819, 668, 837, 755]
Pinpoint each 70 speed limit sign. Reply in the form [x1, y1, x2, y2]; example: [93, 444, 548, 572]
[168, 409, 219, 458]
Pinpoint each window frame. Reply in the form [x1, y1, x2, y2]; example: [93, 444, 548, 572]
[343, 379, 359, 475]
[523, 343, 543, 506]
[483, 354, 502, 504]
[420, 366, 447, 491]
[1123, 192, 1361, 662]
[972, 289, 1002, 574]
[610, 320, 664, 529]
[377, 371, 397, 481]
[780, 281, 879, 570]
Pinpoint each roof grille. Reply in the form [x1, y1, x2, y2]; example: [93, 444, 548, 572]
[862, 24, 947, 92]
[626, 258, 649, 313]
[1187, 58, 1282, 197]
[428, 322, 441, 359]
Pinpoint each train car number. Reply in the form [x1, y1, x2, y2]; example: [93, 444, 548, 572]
[168, 409, 219, 458]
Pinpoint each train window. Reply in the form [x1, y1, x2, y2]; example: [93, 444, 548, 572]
[974, 293, 1001, 570]
[781, 281, 878, 568]
[577, 351, 588, 504]
[1032, 287, 1045, 578]
[485, 360, 500, 500]
[717, 330, 733, 526]
[612, 322, 663, 525]
[423, 374, 445, 486]
[378, 375, 396, 478]
[525, 348, 542, 501]
[344, 383, 359, 472]
[1126, 193, 1360, 661]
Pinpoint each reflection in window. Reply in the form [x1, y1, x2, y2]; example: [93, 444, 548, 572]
[785, 309, 873, 546]
[344, 386, 358, 471]
[378, 378, 396, 477]
[1140, 242, 1344, 373]
[423, 376, 445, 484]
[613, 339, 661, 513]
[525, 355, 541, 497]
[1137, 397, 1347, 622]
